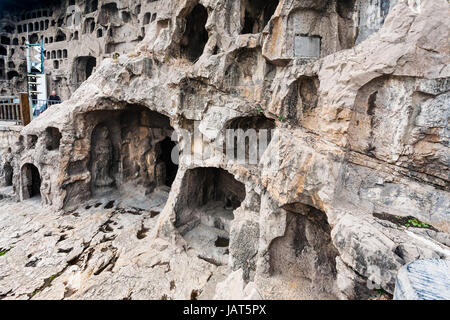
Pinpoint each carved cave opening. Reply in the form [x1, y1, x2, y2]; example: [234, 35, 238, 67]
[1, 36, 11, 45]
[143, 12, 151, 25]
[241, 0, 279, 34]
[29, 33, 39, 44]
[21, 163, 41, 200]
[337, 0, 357, 19]
[175, 167, 245, 265]
[224, 115, 275, 163]
[98, 3, 119, 26]
[27, 134, 38, 149]
[268, 203, 339, 299]
[85, 0, 98, 14]
[3, 163, 13, 186]
[283, 76, 319, 124]
[156, 137, 178, 187]
[180, 4, 208, 63]
[45, 127, 62, 151]
[7, 71, 19, 80]
[88, 107, 178, 200]
[55, 30, 66, 42]
[347, 76, 386, 155]
[72, 56, 96, 86]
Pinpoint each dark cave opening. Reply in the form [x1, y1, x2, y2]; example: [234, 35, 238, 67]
[175, 167, 245, 265]
[45, 127, 62, 151]
[4, 163, 13, 186]
[224, 115, 275, 163]
[73, 56, 96, 86]
[337, 0, 356, 19]
[7, 71, 19, 80]
[1, 36, 11, 45]
[98, 3, 119, 26]
[29, 33, 39, 44]
[85, 0, 98, 14]
[156, 136, 178, 187]
[88, 107, 178, 198]
[180, 4, 209, 62]
[283, 75, 319, 124]
[21, 163, 41, 199]
[241, 0, 279, 34]
[143, 12, 151, 25]
[268, 203, 339, 298]
[55, 30, 66, 42]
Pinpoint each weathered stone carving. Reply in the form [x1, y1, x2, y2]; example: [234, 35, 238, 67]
[90, 125, 114, 191]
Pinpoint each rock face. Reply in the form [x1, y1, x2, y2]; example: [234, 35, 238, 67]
[0, 0, 449, 300]
[0, 0, 159, 98]
[394, 259, 450, 300]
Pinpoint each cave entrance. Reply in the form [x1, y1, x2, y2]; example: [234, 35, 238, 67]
[73, 56, 96, 86]
[4, 163, 13, 186]
[21, 163, 41, 199]
[180, 4, 208, 62]
[88, 107, 178, 208]
[241, 0, 279, 34]
[224, 115, 275, 164]
[45, 127, 62, 151]
[156, 137, 178, 187]
[283, 76, 319, 124]
[175, 167, 245, 265]
[268, 203, 339, 299]
[85, 0, 98, 14]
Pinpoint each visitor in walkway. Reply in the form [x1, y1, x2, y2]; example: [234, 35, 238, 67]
[48, 91, 61, 106]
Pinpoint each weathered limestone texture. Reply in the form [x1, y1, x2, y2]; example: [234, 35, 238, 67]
[394, 259, 450, 300]
[0, 0, 449, 300]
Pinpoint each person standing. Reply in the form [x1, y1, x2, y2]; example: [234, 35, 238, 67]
[48, 91, 61, 106]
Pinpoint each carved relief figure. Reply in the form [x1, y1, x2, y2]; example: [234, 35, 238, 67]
[41, 173, 52, 206]
[91, 125, 114, 189]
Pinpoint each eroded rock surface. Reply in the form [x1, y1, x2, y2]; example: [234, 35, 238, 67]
[0, 0, 449, 300]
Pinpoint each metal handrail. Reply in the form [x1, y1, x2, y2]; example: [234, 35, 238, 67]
[31, 98, 62, 117]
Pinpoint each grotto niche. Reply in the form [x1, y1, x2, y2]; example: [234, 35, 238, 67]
[3, 162, 13, 186]
[268, 203, 339, 299]
[175, 167, 246, 265]
[241, 0, 279, 34]
[180, 3, 209, 62]
[224, 115, 275, 164]
[87, 106, 178, 205]
[21, 163, 41, 200]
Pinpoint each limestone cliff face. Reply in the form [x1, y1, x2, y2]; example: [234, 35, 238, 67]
[0, 0, 449, 300]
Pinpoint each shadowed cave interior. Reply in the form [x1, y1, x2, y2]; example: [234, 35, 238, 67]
[85, 106, 178, 210]
[175, 167, 246, 265]
[21, 163, 41, 200]
[268, 203, 339, 299]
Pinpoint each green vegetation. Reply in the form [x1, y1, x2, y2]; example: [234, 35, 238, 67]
[0, 248, 10, 256]
[278, 115, 286, 122]
[405, 217, 430, 228]
[373, 212, 435, 231]
[375, 288, 386, 295]
[256, 106, 264, 114]
[30, 289, 40, 298]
